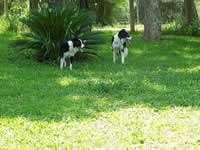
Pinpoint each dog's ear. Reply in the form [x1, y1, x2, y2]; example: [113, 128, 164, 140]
[72, 38, 82, 47]
[119, 29, 128, 39]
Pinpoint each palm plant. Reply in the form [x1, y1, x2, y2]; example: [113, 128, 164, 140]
[12, 6, 103, 62]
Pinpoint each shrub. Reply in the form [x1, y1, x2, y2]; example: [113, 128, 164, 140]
[178, 19, 200, 36]
[12, 6, 103, 63]
[163, 15, 200, 36]
[7, 0, 28, 32]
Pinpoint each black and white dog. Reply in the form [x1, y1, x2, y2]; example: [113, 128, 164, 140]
[60, 38, 85, 70]
[112, 29, 132, 64]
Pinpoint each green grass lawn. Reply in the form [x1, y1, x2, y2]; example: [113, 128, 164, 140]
[0, 31, 200, 149]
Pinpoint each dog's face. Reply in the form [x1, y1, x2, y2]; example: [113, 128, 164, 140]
[72, 38, 85, 50]
[118, 29, 132, 41]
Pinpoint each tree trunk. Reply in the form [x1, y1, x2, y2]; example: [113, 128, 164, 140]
[0, 1, 4, 15]
[143, 0, 161, 41]
[183, 0, 198, 25]
[64, 0, 72, 9]
[96, 1, 105, 25]
[129, 0, 135, 32]
[79, 0, 91, 31]
[4, 0, 8, 17]
[30, 0, 39, 12]
[48, 0, 63, 8]
[136, 0, 139, 23]
[79, 0, 89, 9]
[139, 0, 145, 24]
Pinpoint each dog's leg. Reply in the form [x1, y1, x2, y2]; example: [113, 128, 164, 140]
[121, 50, 125, 64]
[63, 59, 67, 67]
[124, 47, 128, 58]
[69, 57, 73, 70]
[60, 57, 64, 69]
[113, 49, 116, 63]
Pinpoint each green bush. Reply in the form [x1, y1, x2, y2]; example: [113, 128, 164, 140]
[164, 15, 200, 36]
[7, 0, 28, 32]
[12, 7, 103, 63]
[0, 0, 28, 33]
[178, 19, 200, 36]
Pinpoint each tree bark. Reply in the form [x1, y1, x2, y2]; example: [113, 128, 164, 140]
[96, 1, 105, 25]
[79, 0, 92, 31]
[64, 0, 72, 9]
[0, 1, 4, 15]
[143, 0, 161, 41]
[129, 0, 135, 32]
[79, 0, 89, 9]
[183, 0, 198, 25]
[30, 0, 39, 12]
[136, 0, 139, 23]
[138, 0, 145, 24]
[48, 0, 63, 8]
[4, 0, 8, 17]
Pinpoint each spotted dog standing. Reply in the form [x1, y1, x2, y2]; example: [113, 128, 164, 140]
[112, 29, 132, 64]
[60, 38, 85, 70]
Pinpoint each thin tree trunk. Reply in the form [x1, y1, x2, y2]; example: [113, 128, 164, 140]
[79, 0, 89, 9]
[30, 0, 39, 12]
[96, 1, 105, 25]
[64, 0, 72, 9]
[4, 0, 8, 17]
[0, 1, 4, 15]
[79, 0, 91, 31]
[183, 0, 198, 25]
[136, 0, 139, 23]
[129, 0, 135, 32]
[143, 0, 161, 41]
[139, 0, 145, 24]
[48, 0, 63, 8]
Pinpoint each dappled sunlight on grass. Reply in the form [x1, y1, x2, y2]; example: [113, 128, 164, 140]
[168, 65, 200, 73]
[57, 77, 77, 86]
[142, 79, 167, 92]
[71, 95, 81, 101]
[1, 32, 200, 148]
[182, 54, 200, 60]
[1, 106, 200, 149]
[177, 49, 200, 60]
[130, 48, 144, 55]
[0, 75, 13, 80]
